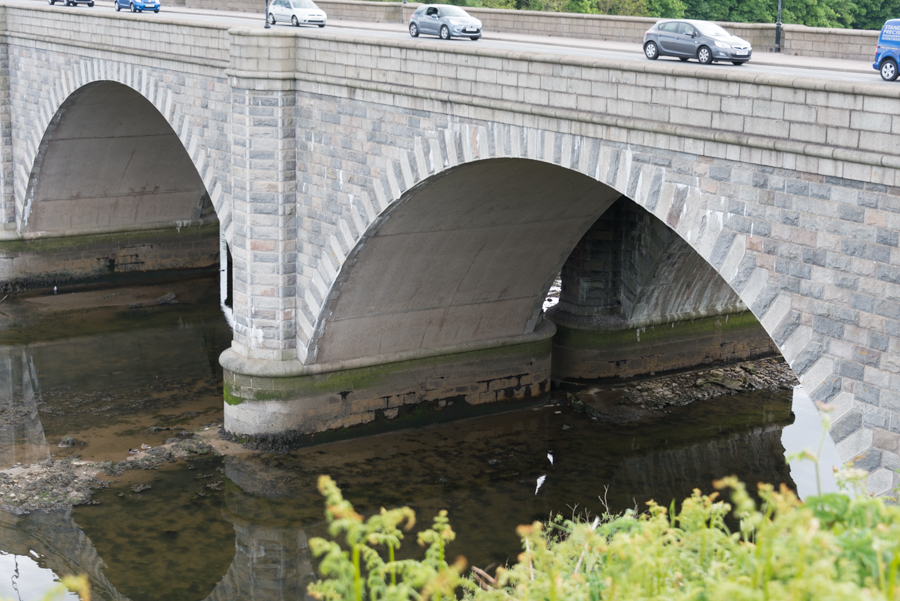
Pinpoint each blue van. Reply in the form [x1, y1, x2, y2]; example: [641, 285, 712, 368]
[874, 19, 900, 81]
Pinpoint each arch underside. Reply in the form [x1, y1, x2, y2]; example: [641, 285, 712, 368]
[23, 81, 211, 234]
[312, 158, 746, 365]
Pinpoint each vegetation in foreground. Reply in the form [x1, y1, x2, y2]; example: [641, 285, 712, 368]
[307, 471, 900, 601]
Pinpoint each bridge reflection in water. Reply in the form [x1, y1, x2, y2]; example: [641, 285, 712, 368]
[0, 279, 798, 601]
[1, 395, 795, 601]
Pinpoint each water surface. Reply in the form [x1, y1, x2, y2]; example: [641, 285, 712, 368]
[0, 276, 822, 600]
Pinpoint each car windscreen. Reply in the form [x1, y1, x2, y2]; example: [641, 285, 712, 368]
[439, 6, 469, 16]
[290, 0, 318, 8]
[693, 22, 731, 37]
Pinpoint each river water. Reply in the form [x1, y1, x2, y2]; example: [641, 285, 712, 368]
[0, 275, 839, 601]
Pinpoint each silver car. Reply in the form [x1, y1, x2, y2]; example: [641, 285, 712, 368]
[643, 20, 752, 65]
[409, 4, 482, 41]
[267, 0, 326, 27]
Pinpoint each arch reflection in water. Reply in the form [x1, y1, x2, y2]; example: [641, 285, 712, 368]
[2, 387, 797, 601]
[0, 347, 49, 468]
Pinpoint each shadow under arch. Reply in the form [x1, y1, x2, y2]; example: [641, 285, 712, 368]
[22, 80, 213, 236]
[308, 158, 622, 365]
[308, 156, 773, 374]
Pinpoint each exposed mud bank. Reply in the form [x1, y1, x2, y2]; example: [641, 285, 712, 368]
[0, 436, 218, 515]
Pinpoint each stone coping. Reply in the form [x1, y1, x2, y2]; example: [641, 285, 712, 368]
[220, 318, 557, 377]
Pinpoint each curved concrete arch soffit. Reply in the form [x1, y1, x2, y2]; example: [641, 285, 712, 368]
[303, 124, 779, 370]
[15, 64, 229, 243]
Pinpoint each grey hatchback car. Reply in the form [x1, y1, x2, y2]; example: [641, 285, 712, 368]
[409, 4, 482, 40]
[643, 20, 752, 65]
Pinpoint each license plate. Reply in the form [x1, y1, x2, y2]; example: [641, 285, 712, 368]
[465, 27, 475, 32]
[736, 50, 748, 56]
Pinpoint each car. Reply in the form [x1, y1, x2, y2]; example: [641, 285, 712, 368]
[115, 0, 159, 11]
[48, 0, 94, 6]
[873, 19, 900, 81]
[409, 4, 482, 41]
[267, 0, 327, 28]
[643, 19, 752, 65]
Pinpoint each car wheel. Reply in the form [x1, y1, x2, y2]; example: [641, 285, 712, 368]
[470, 35, 480, 40]
[697, 46, 712, 64]
[440, 25, 450, 40]
[643, 41, 658, 60]
[679, 57, 689, 61]
[48, 0, 55, 5]
[881, 58, 899, 81]
[130, 2, 135, 10]
[88, 1, 93, 6]
[318, 23, 324, 27]
[732, 61, 746, 65]
[268, 12, 276, 25]
[115, 2, 120, 9]
[409, 22, 419, 37]
[292, 15, 299, 26]
[154, 7, 158, 11]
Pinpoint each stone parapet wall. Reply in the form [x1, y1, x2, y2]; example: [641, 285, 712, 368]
[183, 0, 880, 61]
[781, 26, 878, 61]
[285, 30, 900, 177]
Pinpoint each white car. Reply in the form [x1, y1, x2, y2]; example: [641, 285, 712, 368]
[267, 0, 326, 28]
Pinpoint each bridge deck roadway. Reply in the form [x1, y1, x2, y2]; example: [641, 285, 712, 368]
[16, 0, 885, 85]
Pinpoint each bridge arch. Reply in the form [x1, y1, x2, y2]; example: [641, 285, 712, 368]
[14, 62, 229, 243]
[286, 121, 866, 480]
[304, 124, 774, 369]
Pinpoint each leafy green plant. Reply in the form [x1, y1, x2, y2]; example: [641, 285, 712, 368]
[309, 474, 900, 601]
[308, 475, 473, 601]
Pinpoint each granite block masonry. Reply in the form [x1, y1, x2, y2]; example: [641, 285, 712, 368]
[3, 3, 900, 494]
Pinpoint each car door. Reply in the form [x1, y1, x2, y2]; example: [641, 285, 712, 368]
[272, 0, 288, 23]
[676, 22, 700, 56]
[656, 22, 679, 55]
[421, 7, 440, 35]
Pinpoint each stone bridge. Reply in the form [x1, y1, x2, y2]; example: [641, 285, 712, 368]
[2, 3, 900, 493]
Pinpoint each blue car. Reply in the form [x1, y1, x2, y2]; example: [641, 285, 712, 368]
[873, 19, 900, 81]
[115, 0, 160, 12]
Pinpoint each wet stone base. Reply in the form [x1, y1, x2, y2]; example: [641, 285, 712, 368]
[0, 222, 220, 292]
[222, 322, 555, 445]
[550, 310, 777, 382]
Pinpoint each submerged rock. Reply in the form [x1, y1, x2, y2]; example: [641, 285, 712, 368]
[569, 357, 798, 420]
